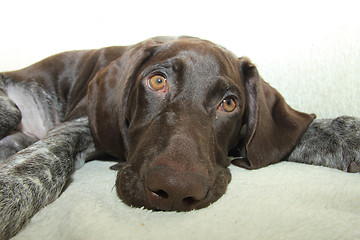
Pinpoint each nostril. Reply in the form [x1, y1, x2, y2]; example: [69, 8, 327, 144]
[153, 189, 168, 199]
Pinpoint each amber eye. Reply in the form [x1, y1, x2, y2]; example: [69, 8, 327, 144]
[148, 74, 167, 91]
[220, 96, 237, 112]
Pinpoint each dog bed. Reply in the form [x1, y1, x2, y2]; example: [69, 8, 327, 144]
[11, 161, 360, 240]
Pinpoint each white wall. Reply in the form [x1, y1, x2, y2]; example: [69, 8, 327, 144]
[1, 0, 360, 118]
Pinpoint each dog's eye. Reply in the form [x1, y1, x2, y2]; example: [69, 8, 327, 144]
[148, 74, 167, 91]
[220, 96, 237, 112]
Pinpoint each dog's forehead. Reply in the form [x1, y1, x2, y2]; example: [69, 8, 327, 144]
[146, 39, 239, 79]
[158, 39, 232, 62]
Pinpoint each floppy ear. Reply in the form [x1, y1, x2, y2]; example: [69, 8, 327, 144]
[87, 40, 156, 160]
[231, 57, 315, 169]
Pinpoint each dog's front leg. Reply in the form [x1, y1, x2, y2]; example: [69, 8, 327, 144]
[286, 116, 360, 173]
[0, 117, 94, 240]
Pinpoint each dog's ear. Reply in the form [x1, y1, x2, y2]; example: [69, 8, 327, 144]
[87, 40, 157, 160]
[231, 57, 315, 169]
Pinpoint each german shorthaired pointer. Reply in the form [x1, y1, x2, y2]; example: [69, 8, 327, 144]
[1, 36, 359, 239]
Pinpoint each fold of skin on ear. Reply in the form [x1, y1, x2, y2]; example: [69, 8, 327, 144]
[231, 57, 316, 169]
[87, 40, 157, 160]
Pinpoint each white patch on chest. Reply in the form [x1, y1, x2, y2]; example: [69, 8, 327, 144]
[6, 84, 48, 139]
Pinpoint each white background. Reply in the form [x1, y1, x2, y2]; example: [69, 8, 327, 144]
[1, 0, 360, 117]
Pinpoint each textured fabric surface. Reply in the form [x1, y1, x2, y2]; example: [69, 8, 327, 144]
[12, 161, 360, 240]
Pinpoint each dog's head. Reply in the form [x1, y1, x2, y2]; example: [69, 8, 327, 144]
[87, 37, 315, 211]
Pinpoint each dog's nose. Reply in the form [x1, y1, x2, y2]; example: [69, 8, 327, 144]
[145, 166, 209, 211]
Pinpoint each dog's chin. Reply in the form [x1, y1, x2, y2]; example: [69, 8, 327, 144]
[115, 165, 232, 212]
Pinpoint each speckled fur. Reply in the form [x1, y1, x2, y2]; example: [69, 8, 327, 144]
[287, 116, 360, 172]
[0, 117, 93, 239]
[0, 81, 21, 139]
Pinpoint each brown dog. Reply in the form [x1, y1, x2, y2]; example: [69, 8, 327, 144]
[87, 37, 315, 211]
[0, 36, 315, 239]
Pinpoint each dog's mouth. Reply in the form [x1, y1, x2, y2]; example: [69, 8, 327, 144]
[114, 164, 232, 212]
